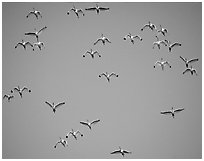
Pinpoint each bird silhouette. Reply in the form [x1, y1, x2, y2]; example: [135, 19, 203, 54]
[15, 40, 33, 50]
[94, 34, 111, 45]
[161, 107, 185, 118]
[165, 40, 181, 52]
[80, 119, 100, 130]
[66, 129, 83, 140]
[111, 146, 132, 157]
[67, 5, 85, 18]
[11, 86, 31, 98]
[99, 72, 119, 82]
[123, 33, 142, 44]
[183, 66, 198, 76]
[83, 49, 101, 59]
[3, 94, 14, 102]
[25, 26, 47, 42]
[154, 58, 171, 71]
[26, 8, 42, 19]
[45, 101, 65, 113]
[180, 56, 199, 68]
[141, 21, 157, 31]
[85, 3, 109, 14]
[54, 137, 68, 148]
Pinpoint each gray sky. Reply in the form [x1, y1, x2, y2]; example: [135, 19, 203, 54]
[2, 2, 202, 159]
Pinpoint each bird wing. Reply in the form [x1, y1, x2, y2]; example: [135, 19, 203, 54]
[188, 58, 199, 64]
[78, 9, 84, 14]
[55, 102, 65, 109]
[109, 73, 118, 77]
[160, 111, 172, 115]
[111, 150, 121, 154]
[26, 11, 37, 18]
[45, 101, 53, 108]
[180, 56, 186, 62]
[37, 26, 47, 35]
[171, 42, 181, 48]
[164, 61, 171, 67]
[15, 42, 23, 48]
[94, 38, 101, 45]
[13, 87, 20, 92]
[76, 130, 83, 136]
[36, 11, 42, 18]
[105, 38, 111, 43]
[99, 7, 109, 11]
[141, 24, 150, 30]
[80, 121, 89, 126]
[154, 61, 161, 66]
[25, 42, 33, 47]
[91, 119, 100, 125]
[85, 7, 96, 11]
[99, 73, 107, 78]
[22, 87, 29, 92]
[183, 68, 190, 74]
[174, 108, 184, 113]
[25, 32, 36, 36]
[123, 150, 131, 154]
[3, 95, 8, 99]
[93, 51, 99, 55]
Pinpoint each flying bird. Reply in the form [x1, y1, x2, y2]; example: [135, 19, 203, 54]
[85, 3, 109, 14]
[141, 21, 157, 31]
[33, 41, 45, 51]
[54, 137, 68, 148]
[99, 72, 119, 82]
[15, 40, 33, 50]
[45, 101, 65, 113]
[111, 147, 132, 157]
[165, 40, 181, 52]
[26, 8, 42, 19]
[11, 86, 31, 98]
[66, 129, 83, 140]
[154, 58, 171, 71]
[80, 119, 100, 130]
[152, 36, 167, 49]
[67, 5, 85, 18]
[183, 66, 198, 76]
[25, 26, 47, 42]
[157, 24, 168, 36]
[161, 107, 185, 118]
[3, 94, 14, 102]
[83, 49, 101, 59]
[123, 33, 142, 44]
[94, 34, 111, 45]
[180, 56, 199, 68]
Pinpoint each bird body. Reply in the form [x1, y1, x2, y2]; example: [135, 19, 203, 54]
[45, 101, 65, 113]
[183, 66, 198, 75]
[15, 40, 33, 50]
[141, 21, 157, 31]
[111, 147, 132, 157]
[94, 34, 111, 45]
[26, 8, 42, 19]
[83, 49, 101, 59]
[180, 56, 199, 68]
[11, 86, 31, 98]
[25, 26, 47, 42]
[66, 129, 83, 140]
[161, 107, 185, 118]
[154, 58, 171, 71]
[85, 4, 109, 14]
[3, 94, 14, 102]
[123, 33, 142, 44]
[54, 137, 68, 148]
[80, 119, 100, 130]
[99, 72, 119, 82]
[67, 5, 85, 18]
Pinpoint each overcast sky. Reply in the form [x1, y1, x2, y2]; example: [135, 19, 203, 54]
[2, 2, 201, 159]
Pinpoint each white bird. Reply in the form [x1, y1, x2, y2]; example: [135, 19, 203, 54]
[66, 129, 83, 140]
[111, 146, 132, 157]
[152, 36, 167, 49]
[67, 5, 85, 18]
[161, 107, 185, 118]
[123, 33, 142, 44]
[180, 56, 199, 68]
[157, 24, 168, 36]
[11, 86, 31, 98]
[183, 66, 198, 76]
[83, 49, 101, 59]
[3, 94, 14, 102]
[15, 40, 33, 50]
[26, 8, 42, 19]
[85, 3, 109, 14]
[54, 137, 68, 148]
[94, 34, 111, 45]
[141, 21, 157, 31]
[154, 58, 171, 71]
[33, 41, 45, 51]
[99, 72, 119, 82]
[165, 40, 181, 52]
[25, 26, 47, 42]
[45, 101, 65, 113]
[80, 119, 100, 130]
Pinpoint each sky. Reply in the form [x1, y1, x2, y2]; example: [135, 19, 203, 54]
[2, 2, 202, 159]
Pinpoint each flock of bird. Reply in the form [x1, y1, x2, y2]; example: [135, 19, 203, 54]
[4, 3, 200, 158]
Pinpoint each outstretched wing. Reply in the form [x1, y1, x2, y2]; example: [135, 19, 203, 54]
[111, 150, 121, 154]
[188, 58, 199, 64]
[80, 121, 89, 126]
[105, 38, 111, 43]
[37, 26, 47, 35]
[45, 101, 53, 108]
[171, 42, 181, 48]
[183, 68, 190, 74]
[141, 24, 150, 31]
[164, 61, 171, 67]
[22, 87, 29, 92]
[85, 7, 96, 11]
[109, 73, 118, 78]
[3, 95, 8, 99]
[13, 87, 20, 92]
[91, 119, 100, 125]
[133, 35, 142, 41]
[123, 150, 131, 154]
[15, 43, 23, 48]
[99, 7, 109, 11]
[160, 110, 172, 115]
[55, 102, 65, 109]
[76, 130, 83, 136]
[180, 56, 186, 62]
[25, 42, 33, 47]
[36, 11, 42, 18]
[26, 11, 37, 19]
[174, 108, 184, 113]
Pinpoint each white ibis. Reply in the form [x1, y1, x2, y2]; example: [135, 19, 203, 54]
[123, 33, 142, 44]
[45, 101, 65, 113]
[3, 94, 14, 102]
[26, 8, 42, 19]
[25, 26, 47, 42]
[180, 56, 199, 68]
[94, 34, 111, 45]
[141, 21, 157, 31]
[67, 5, 85, 18]
[111, 146, 132, 157]
[83, 49, 101, 59]
[157, 24, 168, 36]
[11, 86, 31, 98]
[183, 66, 198, 76]
[80, 119, 100, 130]
[54, 137, 68, 148]
[165, 40, 181, 52]
[85, 3, 109, 14]
[152, 36, 167, 49]
[154, 58, 171, 71]
[66, 129, 83, 140]
[161, 107, 185, 118]
[99, 72, 119, 82]
[15, 40, 33, 50]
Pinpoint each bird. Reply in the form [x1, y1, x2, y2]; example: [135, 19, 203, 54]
[66, 129, 83, 140]
[183, 66, 198, 75]
[154, 58, 171, 71]
[26, 8, 42, 19]
[157, 24, 168, 36]
[180, 56, 199, 68]
[161, 107, 185, 118]
[94, 34, 111, 45]
[123, 33, 142, 44]
[80, 119, 100, 130]
[152, 36, 167, 49]
[164, 40, 181, 52]
[3, 94, 14, 102]
[83, 49, 101, 59]
[11, 86, 31, 98]
[45, 101, 65, 113]
[85, 3, 109, 14]
[25, 26, 47, 42]
[110, 146, 132, 157]
[54, 137, 68, 148]
[67, 5, 85, 18]
[99, 72, 119, 82]
[33, 41, 44, 51]
[15, 40, 33, 50]
[141, 21, 157, 31]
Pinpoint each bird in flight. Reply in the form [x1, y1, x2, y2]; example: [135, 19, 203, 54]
[26, 8, 42, 19]
[164, 40, 181, 52]
[33, 41, 45, 51]
[54, 137, 68, 148]
[161, 107, 185, 118]
[85, 3, 109, 14]
[99, 72, 119, 82]
[80, 119, 100, 130]
[152, 36, 167, 49]
[67, 5, 85, 18]
[25, 26, 47, 42]
[157, 24, 168, 36]
[15, 40, 33, 50]
[3, 94, 14, 102]
[66, 129, 83, 140]
[111, 146, 132, 157]
[183, 66, 198, 76]
[154, 58, 171, 71]
[45, 101, 65, 113]
[180, 56, 199, 68]
[83, 49, 101, 59]
[94, 34, 111, 46]
[141, 21, 157, 31]
[11, 86, 31, 98]
[123, 33, 142, 44]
